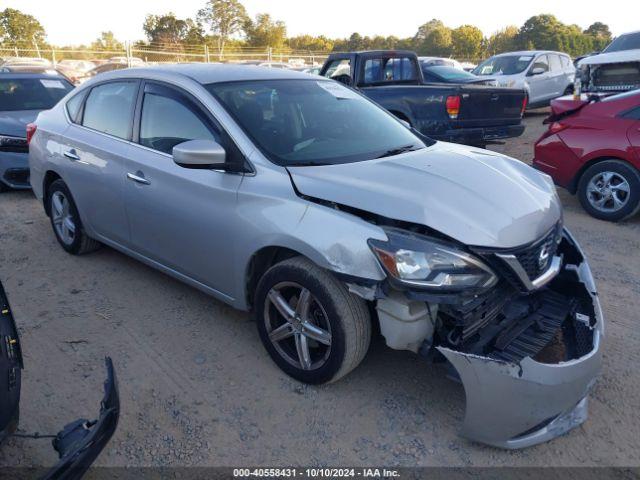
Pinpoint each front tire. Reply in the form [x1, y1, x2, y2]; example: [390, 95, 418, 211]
[255, 257, 371, 384]
[577, 160, 640, 222]
[47, 179, 101, 254]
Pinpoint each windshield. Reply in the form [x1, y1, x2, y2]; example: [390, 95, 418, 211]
[603, 32, 640, 53]
[0, 78, 73, 111]
[473, 55, 533, 76]
[206, 79, 428, 166]
[423, 65, 478, 82]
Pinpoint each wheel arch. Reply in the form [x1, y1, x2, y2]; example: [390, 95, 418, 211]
[42, 170, 63, 216]
[569, 156, 638, 194]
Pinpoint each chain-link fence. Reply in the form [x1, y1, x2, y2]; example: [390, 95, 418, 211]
[0, 43, 329, 67]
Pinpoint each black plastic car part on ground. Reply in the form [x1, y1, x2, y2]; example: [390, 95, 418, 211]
[0, 279, 119, 480]
[42, 357, 119, 480]
[0, 280, 23, 444]
[319, 50, 526, 147]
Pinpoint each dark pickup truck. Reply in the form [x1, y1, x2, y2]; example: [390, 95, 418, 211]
[320, 50, 526, 146]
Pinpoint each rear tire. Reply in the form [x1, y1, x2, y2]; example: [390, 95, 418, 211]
[255, 257, 371, 384]
[47, 179, 101, 254]
[577, 160, 640, 222]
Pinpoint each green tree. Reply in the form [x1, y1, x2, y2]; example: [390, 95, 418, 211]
[198, 0, 248, 57]
[287, 35, 333, 52]
[414, 19, 445, 44]
[413, 20, 452, 56]
[486, 26, 520, 55]
[0, 8, 46, 49]
[143, 12, 204, 48]
[584, 22, 612, 51]
[245, 13, 287, 49]
[451, 25, 484, 59]
[91, 31, 124, 52]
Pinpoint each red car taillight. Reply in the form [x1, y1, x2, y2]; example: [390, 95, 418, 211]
[26, 123, 37, 145]
[446, 95, 461, 119]
[521, 96, 527, 116]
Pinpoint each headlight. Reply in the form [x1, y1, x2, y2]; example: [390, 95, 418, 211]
[499, 80, 516, 88]
[369, 229, 498, 291]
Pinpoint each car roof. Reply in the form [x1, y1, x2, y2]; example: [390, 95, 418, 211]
[491, 50, 568, 57]
[103, 63, 316, 84]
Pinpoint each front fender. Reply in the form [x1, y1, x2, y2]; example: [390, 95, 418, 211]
[233, 199, 388, 310]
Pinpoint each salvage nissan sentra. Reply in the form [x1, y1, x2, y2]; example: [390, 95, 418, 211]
[28, 65, 603, 449]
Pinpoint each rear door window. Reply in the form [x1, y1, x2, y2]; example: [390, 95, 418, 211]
[549, 54, 562, 71]
[82, 81, 138, 139]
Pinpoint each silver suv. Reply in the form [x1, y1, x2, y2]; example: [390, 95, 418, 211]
[28, 65, 603, 448]
[473, 50, 575, 107]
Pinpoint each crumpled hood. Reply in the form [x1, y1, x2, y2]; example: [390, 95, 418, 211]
[287, 142, 561, 249]
[578, 49, 640, 66]
[0, 110, 39, 138]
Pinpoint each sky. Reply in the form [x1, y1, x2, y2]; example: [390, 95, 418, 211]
[2, 0, 636, 46]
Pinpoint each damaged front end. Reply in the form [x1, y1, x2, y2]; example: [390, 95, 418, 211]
[363, 227, 603, 449]
[579, 61, 640, 93]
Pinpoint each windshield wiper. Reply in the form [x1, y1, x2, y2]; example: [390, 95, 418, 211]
[376, 144, 421, 159]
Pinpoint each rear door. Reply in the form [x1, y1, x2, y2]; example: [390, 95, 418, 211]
[60, 80, 139, 245]
[548, 54, 565, 97]
[527, 54, 552, 104]
[124, 81, 243, 297]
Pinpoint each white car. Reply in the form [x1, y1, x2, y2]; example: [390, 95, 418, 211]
[577, 30, 640, 93]
[418, 56, 464, 70]
[473, 50, 575, 108]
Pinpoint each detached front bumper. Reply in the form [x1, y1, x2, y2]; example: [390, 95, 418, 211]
[438, 233, 603, 449]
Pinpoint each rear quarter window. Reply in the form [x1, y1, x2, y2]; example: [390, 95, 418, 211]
[65, 91, 86, 123]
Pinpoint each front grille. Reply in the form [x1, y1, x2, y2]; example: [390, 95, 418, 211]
[473, 224, 561, 292]
[512, 229, 559, 281]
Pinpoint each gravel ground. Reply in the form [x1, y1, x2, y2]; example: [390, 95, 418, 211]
[0, 109, 639, 468]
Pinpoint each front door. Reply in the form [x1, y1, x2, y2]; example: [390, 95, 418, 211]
[124, 82, 243, 297]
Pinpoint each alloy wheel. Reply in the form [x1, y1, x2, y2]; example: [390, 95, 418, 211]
[51, 191, 76, 245]
[586, 171, 630, 213]
[263, 281, 332, 371]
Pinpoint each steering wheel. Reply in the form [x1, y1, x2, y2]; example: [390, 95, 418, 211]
[332, 74, 352, 86]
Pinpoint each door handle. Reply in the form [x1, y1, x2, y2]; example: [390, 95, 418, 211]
[63, 149, 80, 161]
[127, 172, 150, 185]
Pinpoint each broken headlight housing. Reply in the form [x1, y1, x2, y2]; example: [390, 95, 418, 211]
[369, 228, 498, 292]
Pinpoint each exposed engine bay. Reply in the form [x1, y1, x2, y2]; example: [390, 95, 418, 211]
[579, 61, 640, 93]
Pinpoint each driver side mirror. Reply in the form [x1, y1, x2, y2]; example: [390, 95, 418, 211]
[529, 67, 546, 76]
[173, 139, 227, 170]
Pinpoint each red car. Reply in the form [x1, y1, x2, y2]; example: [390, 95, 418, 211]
[533, 90, 640, 221]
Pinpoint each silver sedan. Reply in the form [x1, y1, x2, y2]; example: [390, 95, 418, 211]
[28, 65, 603, 448]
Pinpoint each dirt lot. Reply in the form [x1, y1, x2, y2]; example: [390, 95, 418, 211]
[0, 110, 639, 469]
